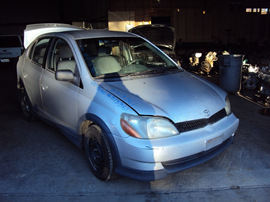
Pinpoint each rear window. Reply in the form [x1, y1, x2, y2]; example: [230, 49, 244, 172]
[0, 36, 22, 47]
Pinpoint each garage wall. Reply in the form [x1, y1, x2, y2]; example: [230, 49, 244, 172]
[0, 0, 269, 45]
[0, 0, 109, 35]
[111, 0, 270, 45]
[108, 11, 135, 31]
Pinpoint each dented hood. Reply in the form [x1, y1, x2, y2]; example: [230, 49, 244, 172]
[129, 24, 175, 50]
[99, 72, 226, 123]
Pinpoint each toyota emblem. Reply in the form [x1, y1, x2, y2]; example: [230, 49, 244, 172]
[204, 109, 210, 117]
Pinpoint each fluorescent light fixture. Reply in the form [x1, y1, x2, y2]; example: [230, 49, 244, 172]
[195, 53, 202, 58]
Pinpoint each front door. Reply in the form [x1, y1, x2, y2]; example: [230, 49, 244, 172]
[40, 38, 80, 136]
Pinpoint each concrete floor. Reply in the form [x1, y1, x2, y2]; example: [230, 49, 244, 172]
[0, 62, 270, 201]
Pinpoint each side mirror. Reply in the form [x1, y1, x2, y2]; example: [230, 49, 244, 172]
[55, 70, 74, 82]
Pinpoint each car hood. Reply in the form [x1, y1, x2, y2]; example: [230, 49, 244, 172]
[99, 72, 226, 123]
[128, 24, 175, 51]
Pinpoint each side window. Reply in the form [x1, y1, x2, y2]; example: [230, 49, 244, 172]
[29, 38, 50, 65]
[47, 38, 81, 87]
[47, 39, 77, 74]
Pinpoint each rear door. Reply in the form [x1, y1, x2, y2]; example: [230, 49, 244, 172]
[22, 37, 51, 110]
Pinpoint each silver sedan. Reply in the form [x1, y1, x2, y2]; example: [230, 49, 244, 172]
[16, 29, 239, 181]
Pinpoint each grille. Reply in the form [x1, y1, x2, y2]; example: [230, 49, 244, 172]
[175, 109, 227, 133]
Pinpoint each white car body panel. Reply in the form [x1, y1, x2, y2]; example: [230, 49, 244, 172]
[24, 23, 83, 49]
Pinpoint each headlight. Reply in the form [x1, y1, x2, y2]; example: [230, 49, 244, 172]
[120, 113, 179, 139]
[225, 96, 231, 116]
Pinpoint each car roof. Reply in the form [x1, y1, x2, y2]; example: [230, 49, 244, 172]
[43, 30, 139, 40]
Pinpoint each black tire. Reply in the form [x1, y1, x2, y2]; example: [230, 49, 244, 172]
[84, 125, 115, 181]
[20, 88, 35, 122]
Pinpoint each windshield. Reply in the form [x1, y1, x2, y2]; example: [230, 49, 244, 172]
[77, 37, 180, 78]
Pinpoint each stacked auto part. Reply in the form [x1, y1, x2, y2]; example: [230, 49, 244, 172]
[242, 56, 270, 106]
[188, 51, 218, 75]
[201, 51, 218, 74]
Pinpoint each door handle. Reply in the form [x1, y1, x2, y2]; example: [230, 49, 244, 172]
[41, 84, 48, 91]
[23, 73, 28, 79]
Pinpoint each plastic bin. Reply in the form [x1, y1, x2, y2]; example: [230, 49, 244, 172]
[219, 54, 243, 93]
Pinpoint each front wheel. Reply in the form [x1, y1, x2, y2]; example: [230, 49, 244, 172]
[84, 125, 116, 181]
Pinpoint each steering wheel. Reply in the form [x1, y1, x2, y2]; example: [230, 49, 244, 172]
[127, 59, 146, 65]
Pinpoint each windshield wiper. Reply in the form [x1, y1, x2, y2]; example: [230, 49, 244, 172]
[94, 67, 180, 78]
[94, 72, 124, 79]
[128, 67, 180, 76]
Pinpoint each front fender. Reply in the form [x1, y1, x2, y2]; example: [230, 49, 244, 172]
[78, 113, 122, 168]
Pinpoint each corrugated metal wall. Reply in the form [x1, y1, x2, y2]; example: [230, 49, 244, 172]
[111, 0, 270, 44]
[0, 0, 269, 44]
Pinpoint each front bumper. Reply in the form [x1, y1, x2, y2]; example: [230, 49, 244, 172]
[115, 135, 234, 181]
[113, 114, 239, 181]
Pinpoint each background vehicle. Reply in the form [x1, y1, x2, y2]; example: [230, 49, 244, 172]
[23, 23, 83, 49]
[0, 35, 24, 64]
[128, 24, 179, 64]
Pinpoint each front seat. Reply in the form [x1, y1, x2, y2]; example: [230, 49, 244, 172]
[57, 46, 76, 73]
[93, 46, 121, 75]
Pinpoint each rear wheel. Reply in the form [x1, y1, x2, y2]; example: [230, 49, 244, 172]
[84, 125, 115, 181]
[20, 88, 35, 122]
